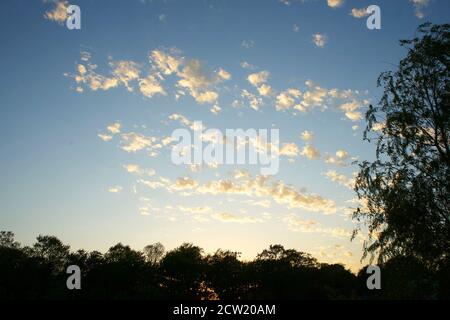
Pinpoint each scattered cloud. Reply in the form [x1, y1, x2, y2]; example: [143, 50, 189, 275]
[339, 101, 363, 121]
[284, 214, 351, 238]
[108, 186, 123, 193]
[300, 130, 314, 142]
[327, 0, 344, 9]
[212, 212, 262, 224]
[240, 61, 255, 70]
[300, 144, 321, 160]
[313, 34, 327, 48]
[241, 40, 255, 49]
[276, 88, 302, 111]
[44, 0, 69, 25]
[325, 149, 350, 166]
[324, 170, 355, 189]
[350, 7, 369, 18]
[410, 0, 430, 19]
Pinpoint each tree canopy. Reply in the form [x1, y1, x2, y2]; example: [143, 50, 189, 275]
[353, 23, 450, 269]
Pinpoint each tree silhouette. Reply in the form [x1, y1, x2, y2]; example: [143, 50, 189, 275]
[0, 231, 448, 299]
[353, 23, 450, 268]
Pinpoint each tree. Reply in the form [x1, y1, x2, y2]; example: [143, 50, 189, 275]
[143, 242, 165, 265]
[353, 23, 450, 268]
[159, 243, 207, 299]
[0, 231, 20, 249]
[206, 249, 244, 299]
[32, 235, 70, 273]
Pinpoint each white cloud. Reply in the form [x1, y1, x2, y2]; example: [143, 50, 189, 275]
[241, 89, 263, 111]
[300, 130, 314, 142]
[340, 100, 363, 121]
[212, 212, 262, 224]
[410, 0, 430, 19]
[279, 143, 300, 157]
[139, 74, 166, 97]
[108, 186, 122, 193]
[313, 34, 327, 48]
[124, 164, 141, 174]
[350, 7, 369, 18]
[284, 214, 351, 238]
[327, 0, 344, 9]
[141, 173, 336, 215]
[241, 40, 255, 49]
[44, 0, 69, 25]
[150, 49, 182, 75]
[107, 122, 121, 134]
[276, 88, 302, 110]
[325, 170, 355, 189]
[240, 61, 255, 70]
[120, 132, 156, 153]
[325, 149, 350, 166]
[247, 71, 270, 87]
[98, 134, 113, 142]
[300, 144, 321, 160]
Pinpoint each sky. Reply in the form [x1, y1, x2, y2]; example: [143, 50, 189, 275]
[0, 0, 449, 271]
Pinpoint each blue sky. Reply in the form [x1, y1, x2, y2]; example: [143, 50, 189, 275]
[1, 0, 449, 270]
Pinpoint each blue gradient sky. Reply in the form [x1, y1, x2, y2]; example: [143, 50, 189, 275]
[1, 0, 449, 270]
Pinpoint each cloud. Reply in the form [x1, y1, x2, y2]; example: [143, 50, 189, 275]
[150, 49, 182, 75]
[139, 74, 166, 97]
[139, 172, 336, 215]
[108, 186, 122, 193]
[177, 205, 212, 214]
[410, 0, 430, 19]
[241, 40, 255, 49]
[350, 7, 369, 18]
[98, 134, 113, 142]
[299, 81, 328, 110]
[247, 71, 273, 97]
[124, 164, 141, 174]
[276, 88, 302, 110]
[240, 61, 255, 70]
[120, 132, 156, 153]
[68, 48, 226, 109]
[170, 177, 199, 191]
[245, 199, 271, 208]
[327, 0, 344, 9]
[284, 214, 351, 238]
[158, 14, 166, 22]
[240, 89, 263, 111]
[217, 68, 231, 80]
[97, 122, 121, 142]
[293, 24, 300, 32]
[324, 149, 350, 166]
[107, 122, 121, 134]
[279, 143, 300, 157]
[300, 144, 321, 160]
[212, 212, 262, 224]
[247, 71, 270, 87]
[151, 49, 230, 106]
[168, 113, 203, 131]
[313, 34, 327, 48]
[339, 101, 363, 121]
[257, 84, 274, 96]
[300, 130, 314, 142]
[196, 174, 336, 214]
[324, 170, 355, 189]
[110, 60, 141, 91]
[44, 0, 68, 24]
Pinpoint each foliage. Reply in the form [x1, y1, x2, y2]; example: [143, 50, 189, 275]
[353, 23, 450, 269]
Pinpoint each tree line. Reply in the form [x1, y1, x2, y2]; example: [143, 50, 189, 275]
[0, 231, 448, 299]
